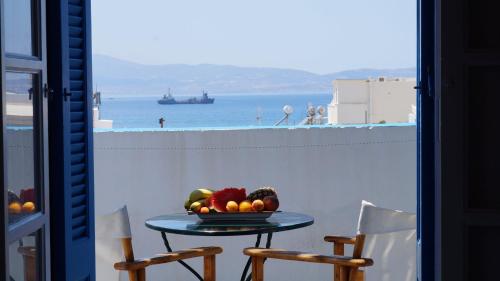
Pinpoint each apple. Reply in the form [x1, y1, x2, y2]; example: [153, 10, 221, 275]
[263, 196, 279, 211]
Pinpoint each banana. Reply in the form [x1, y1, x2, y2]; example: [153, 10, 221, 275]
[189, 188, 213, 203]
[189, 199, 206, 212]
[184, 199, 192, 210]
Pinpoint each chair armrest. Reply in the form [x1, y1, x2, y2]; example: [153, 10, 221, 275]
[114, 246, 222, 271]
[243, 248, 373, 267]
[324, 235, 356, 245]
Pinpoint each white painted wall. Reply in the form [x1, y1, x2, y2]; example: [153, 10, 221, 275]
[328, 78, 416, 124]
[370, 79, 416, 123]
[94, 125, 416, 281]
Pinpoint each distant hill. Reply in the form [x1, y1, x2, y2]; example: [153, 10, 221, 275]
[92, 54, 416, 97]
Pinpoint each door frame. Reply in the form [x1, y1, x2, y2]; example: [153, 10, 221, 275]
[1, 0, 440, 280]
[0, 0, 7, 277]
[0, 0, 51, 279]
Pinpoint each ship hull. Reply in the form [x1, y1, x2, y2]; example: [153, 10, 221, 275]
[158, 98, 215, 105]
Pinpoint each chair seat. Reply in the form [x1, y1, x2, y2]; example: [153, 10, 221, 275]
[243, 248, 373, 267]
[114, 246, 223, 271]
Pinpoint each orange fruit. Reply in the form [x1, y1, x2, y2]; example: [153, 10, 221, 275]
[226, 201, 239, 212]
[22, 202, 36, 213]
[239, 200, 253, 212]
[251, 200, 265, 212]
[9, 202, 22, 214]
[200, 207, 210, 214]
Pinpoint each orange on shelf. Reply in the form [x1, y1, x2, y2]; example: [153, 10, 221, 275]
[22, 202, 36, 213]
[9, 202, 22, 214]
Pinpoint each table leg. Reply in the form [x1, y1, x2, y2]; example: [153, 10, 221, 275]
[161, 232, 204, 281]
[242, 233, 273, 281]
[240, 234, 262, 281]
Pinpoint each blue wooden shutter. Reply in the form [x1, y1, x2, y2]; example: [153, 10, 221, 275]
[47, 0, 95, 280]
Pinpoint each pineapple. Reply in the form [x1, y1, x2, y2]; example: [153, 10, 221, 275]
[247, 186, 277, 201]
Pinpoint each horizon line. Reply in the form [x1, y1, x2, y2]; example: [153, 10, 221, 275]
[92, 53, 417, 76]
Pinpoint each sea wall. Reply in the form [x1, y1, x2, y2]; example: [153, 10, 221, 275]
[94, 125, 416, 281]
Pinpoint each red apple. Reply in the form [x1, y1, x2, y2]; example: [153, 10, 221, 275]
[263, 196, 279, 211]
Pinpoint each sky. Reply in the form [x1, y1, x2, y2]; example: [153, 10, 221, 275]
[91, 0, 416, 74]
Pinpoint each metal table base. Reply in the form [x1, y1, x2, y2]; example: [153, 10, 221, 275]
[160, 232, 273, 281]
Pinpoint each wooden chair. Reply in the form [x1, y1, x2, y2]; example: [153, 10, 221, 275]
[114, 237, 222, 281]
[17, 246, 37, 281]
[244, 201, 416, 281]
[244, 233, 371, 281]
[96, 206, 222, 281]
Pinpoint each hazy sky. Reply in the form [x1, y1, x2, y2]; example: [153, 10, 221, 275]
[91, 0, 416, 74]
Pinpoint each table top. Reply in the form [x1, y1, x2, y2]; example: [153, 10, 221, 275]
[145, 212, 314, 236]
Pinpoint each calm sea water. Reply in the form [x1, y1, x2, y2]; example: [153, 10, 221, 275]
[99, 93, 332, 128]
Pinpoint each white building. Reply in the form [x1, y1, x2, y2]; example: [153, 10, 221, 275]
[328, 77, 416, 124]
[93, 91, 113, 128]
[93, 106, 113, 128]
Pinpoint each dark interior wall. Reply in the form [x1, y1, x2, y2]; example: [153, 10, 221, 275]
[438, 0, 500, 280]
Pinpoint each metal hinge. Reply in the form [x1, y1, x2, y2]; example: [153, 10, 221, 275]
[43, 84, 54, 98]
[415, 66, 433, 98]
[63, 88, 72, 101]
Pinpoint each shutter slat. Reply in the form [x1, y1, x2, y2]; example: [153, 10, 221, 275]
[69, 37, 83, 48]
[71, 153, 85, 165]
[68, 4, 83, 16]
[71, 112, 84, 122]
[71, 174, 85, 185]
[72, 184, 86, 197]
[72, 216, 86, 229]
[70, 90, 84, 100]
[71, 121, 84, 132]
[70, 70, 83, 80]
[69, 26, 82, 37]
[71, 163, 85, 176]
[72, 205, 86, 218]
[68, 15, 82, 27]
[70, 58, 83, 69]
[69, 48, 83, 59]
[71, 132, 85, 144]
[72, 226, 86, 240]
[71, 142, 85, 154]
[70, 80, 84, 90]
[71, 194, 86, 207]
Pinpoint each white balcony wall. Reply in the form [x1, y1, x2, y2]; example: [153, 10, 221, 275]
[94, 125, 416, 281]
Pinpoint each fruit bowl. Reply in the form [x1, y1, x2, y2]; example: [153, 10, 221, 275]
[190, 211, 278, 222]
[184, 186, 280, 222]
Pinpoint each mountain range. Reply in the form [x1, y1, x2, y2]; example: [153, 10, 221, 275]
[92, 54, 416, 97]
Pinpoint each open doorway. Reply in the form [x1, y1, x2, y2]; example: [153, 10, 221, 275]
[90, 1, 418, 281]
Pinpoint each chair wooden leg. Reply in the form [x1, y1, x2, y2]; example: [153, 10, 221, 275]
[355, 270, 365, 281]
[204, 255, 216, 281]
[137, 269, 146, 281]
[339, 266, 349, 281]
[333, 243, 345, 281]
[348, 268, 362, 281]
[127, 270, 137, 281]
[251, 257, 264, 281]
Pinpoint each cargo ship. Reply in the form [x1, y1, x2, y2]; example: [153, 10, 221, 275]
[158, 89, 215, 105]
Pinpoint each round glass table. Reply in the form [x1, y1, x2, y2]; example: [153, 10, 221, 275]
[145, 212, 314, 281]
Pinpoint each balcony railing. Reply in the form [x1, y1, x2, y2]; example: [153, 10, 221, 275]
[92, 124, 416, 281]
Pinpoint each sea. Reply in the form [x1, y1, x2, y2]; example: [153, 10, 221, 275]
[99, 93, 332, 129]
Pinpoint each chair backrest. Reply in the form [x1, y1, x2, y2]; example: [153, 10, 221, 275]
[356, 201, 416, 281]
[95, 206, 133, 281]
